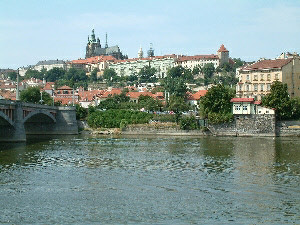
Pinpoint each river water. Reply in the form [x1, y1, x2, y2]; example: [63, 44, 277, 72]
[0, 135, 299, 224]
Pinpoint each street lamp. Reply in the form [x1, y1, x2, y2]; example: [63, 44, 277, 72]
[39, 91, 43, 104]
[16, 68, 20, 101]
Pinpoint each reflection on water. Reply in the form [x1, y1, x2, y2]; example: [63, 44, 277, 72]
[0, 135, 299, 224]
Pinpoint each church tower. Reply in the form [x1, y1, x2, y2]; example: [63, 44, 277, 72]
[217, 44, 229, 65]
[86, 29, 101, 58]
[138, 47, 143, 58]
[147, 43, 154, 57]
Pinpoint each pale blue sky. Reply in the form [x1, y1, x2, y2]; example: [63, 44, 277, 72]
[1, 0, 300, 69]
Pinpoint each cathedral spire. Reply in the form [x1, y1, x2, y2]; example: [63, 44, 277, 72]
[105, 32, 108, 48]
[91, 29, 96, 42]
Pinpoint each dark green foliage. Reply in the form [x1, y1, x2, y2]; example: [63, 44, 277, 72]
[163, 66, 193, 98]
[103, 68, 118, 81]
[168, 95, 190, 123]
[213, 72, 238, 87]
[75, 104, 88, 120]
[97, 92, 130, 110]
[138, 95, 162, 111]
[202, 63, 215, 85]
[89, 69, 98, 82]
[138, 65, 157, 83]
[262, 81, 300, 120]
[207, 112, 234, 124]
[20, 87, 53, 105]
[45, 67, 65, 82]
[200, 84, 235, 116]
[7, 71, 17, 81]
[25, 69, 43, 80]
[87, 109, 153, 128]
[179, 116, 199, 130]
[152, 114, 176, 122]
[65, 68, 88, 83]
[120, 119, 128, 130]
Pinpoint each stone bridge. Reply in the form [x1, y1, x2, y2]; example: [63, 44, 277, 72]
[0, 99, 78, 142]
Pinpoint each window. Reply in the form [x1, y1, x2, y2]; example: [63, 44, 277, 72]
[246, 85, 249, 91]
[266, 110, 269, 114]
[260, 84, 264, 91]
[267, 74, 271, 81]
[254, 84, 258, 91]
[275, 73, 279, 80]
[267, 84, 271, 91]
[239, 85, 242, 91]
[235, 105, 241, 111]
[246, 75, 250, 80]
[260, 74, 264, 81]
[243, 105, 248, 110]
[254, 75, 258, 81]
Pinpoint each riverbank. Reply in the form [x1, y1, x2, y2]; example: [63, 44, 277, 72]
[78, 119, 300, 137]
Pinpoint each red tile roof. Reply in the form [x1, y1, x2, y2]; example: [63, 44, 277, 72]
[242, 58, 292, 71]
[70, 55, 117, 65]
[99, 89, 122, 98]
[177, 55, 218, 62]
[112, 55, 177, 64]
[218, 44, 229, 52]
[187, 90, 207, 100]
[57, 85, 72, 90]
[230, 98, 254, 103]
[126, 92, 154, 99]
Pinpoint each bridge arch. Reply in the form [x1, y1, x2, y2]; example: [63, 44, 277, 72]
[0, 111, 14, 126]
[23, 110, 56, 124]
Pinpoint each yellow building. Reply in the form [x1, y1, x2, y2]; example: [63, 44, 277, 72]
[236, 57, 300, 100]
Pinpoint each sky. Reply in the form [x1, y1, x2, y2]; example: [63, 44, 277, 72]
[1, 0, 300, 69]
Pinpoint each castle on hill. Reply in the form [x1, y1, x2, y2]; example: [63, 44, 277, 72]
[85, 29, 127, 60]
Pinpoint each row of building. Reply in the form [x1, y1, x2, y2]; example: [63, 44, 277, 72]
[18, 44, 230, 79]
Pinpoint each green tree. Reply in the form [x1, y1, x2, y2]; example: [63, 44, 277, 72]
[75, 104, 88, 120]
[138, 65, 157, 83]
[7, 71, 17, 81]
[138, 95, 162, 111]
[45, 67, 65, 82]
[103, 68, 118, 81]
[200, 84, 235, 117]
[261, 81, 300, 120]
[89, 68, 98, 82]
[20, 87, 53, 105]
[164, 66, 192, 98]
[202, 63, 215, 85]
[168, 95, 190, 122]
[25, 69, 43, 80]
[192, 65, 202, 75]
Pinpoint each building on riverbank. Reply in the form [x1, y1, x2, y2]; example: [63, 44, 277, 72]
[236, 56, 300, 100]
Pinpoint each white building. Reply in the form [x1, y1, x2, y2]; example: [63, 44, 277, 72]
[34, 60, 66, 71]
[231, 98, 275, 115]
[109, 55, 177, 78]
[176, 44, 230, 70]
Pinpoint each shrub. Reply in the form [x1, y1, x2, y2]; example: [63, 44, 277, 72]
[208, 112, 234, 124]
[120, 119, 128, 130]
[179, 116, 199, 130]
[152, 114, 176, 123]
[87, 109, 153, 128]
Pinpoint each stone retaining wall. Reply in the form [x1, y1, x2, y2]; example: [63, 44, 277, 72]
[122, 123, 208, 136]
[208, 114, 276, 137]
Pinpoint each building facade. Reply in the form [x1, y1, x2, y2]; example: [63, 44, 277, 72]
[236, 57, 300, 100]
[109, 55, 177, 79]
[176, 44, 230, 70]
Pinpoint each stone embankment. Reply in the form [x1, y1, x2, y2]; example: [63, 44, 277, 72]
[78, 117, 300, 137]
